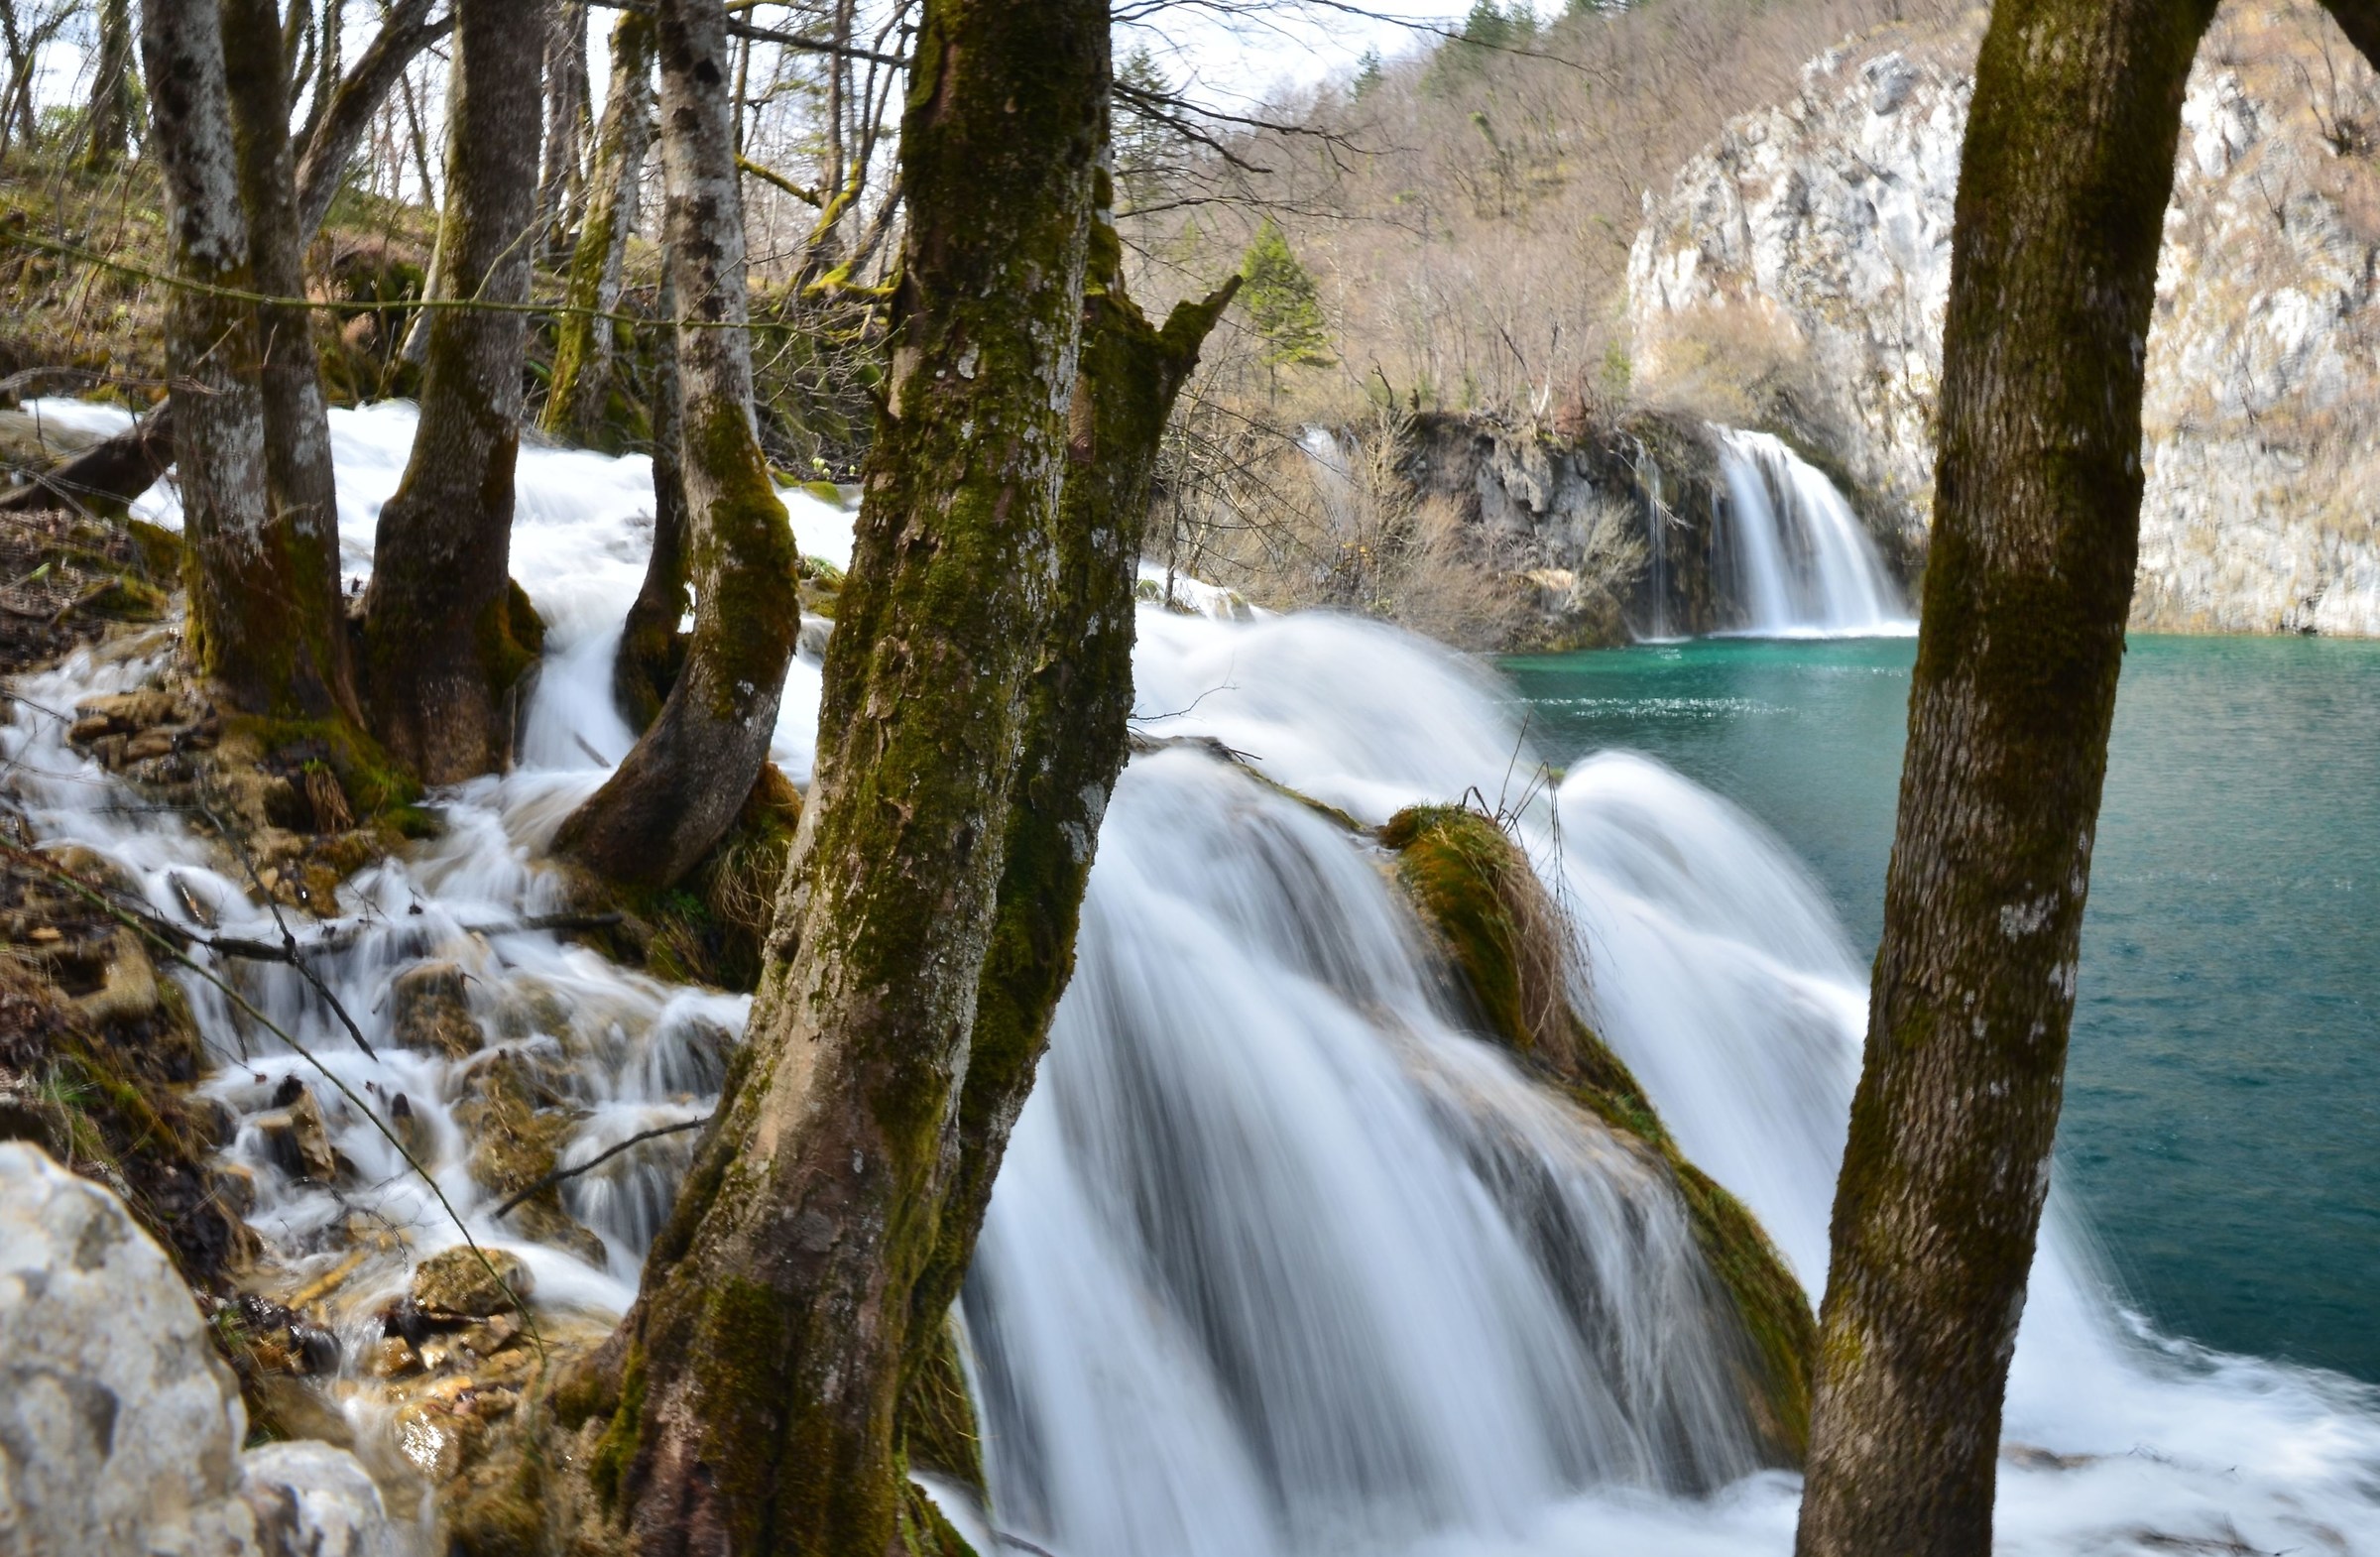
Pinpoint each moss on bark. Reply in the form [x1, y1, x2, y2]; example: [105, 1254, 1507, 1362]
[1795, 0, 2216, 1546]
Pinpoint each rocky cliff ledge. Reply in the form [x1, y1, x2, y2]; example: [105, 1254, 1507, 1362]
[1628, 0, 2380, 635]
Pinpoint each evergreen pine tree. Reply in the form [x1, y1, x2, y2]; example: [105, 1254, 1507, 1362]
[1238, 217, 1336, 369]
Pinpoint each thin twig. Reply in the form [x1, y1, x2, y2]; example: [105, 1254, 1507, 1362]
[489, 1117, 707, 1221]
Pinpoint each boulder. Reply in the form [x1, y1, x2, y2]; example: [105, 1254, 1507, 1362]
[410, 1245, 535, 1321]
[388, 960, 484, 1058]
[0, 1142, 396, 1557]
[253, 1088, 343, 1184]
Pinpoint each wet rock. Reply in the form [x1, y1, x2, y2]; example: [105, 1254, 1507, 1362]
[75, 926, 160, 1026]
[365, 1335, 423, 1379]
[240, 1440, 405, 1557]
[386, 1090, 434, 1164]
[0, 1142, 399, 1557]
[388, 960, 484, 1058]
[456, 1048, 607, 1265]
[410, 1245, 535, 1321]
[254, 1088, 343, 1184]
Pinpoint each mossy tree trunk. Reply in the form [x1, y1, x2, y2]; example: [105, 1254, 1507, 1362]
[903, 241, 1239, 1392]
[356, 0, 544, 782]
[542, 8, 655, 447]
[82, 0, 134, 173]
[550, 0, 797, 890]
[568, 2, 1109, 1550]
[139, 0, 347, 719]
[219, 0, 358, 725]
[611, 265, 690, 734]
[291, 0, 442, 242]
[1794, 0, 2214, 1550]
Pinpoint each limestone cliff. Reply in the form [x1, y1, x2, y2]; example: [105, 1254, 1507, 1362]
[1627, 1, 2380, 635]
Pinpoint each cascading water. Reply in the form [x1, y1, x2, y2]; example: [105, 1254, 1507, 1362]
[1710, 426, 1913, 638]
[6, 399, 2377, 1555]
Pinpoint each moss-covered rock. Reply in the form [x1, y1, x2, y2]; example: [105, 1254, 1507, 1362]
[411, 1245, 536, 1321]
[453, 1049, 605, 1265]
[389, 960, 486, 1059]
[1381, 801, 1817, 1461]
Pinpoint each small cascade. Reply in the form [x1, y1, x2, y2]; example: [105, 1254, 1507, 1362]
[4, 403, 2377, 1556]
[1710, 426, 1912, 637]
[1630, 435, 1676, 642]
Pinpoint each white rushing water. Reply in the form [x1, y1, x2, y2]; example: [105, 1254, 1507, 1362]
[6, 400, 2377, 1555]
[1710, 426, 1913, 638]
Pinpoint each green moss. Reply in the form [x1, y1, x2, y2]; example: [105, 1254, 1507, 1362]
[587, 1345, 646, 1509]
[233, 714, 418, 818]
[1381, 802, 1817, 1461]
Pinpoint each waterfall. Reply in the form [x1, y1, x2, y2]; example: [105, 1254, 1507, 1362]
[1710, 427, 1912, 638]
[8, 400, 2377, 1556]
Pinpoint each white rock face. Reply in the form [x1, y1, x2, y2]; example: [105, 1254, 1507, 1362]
[0, 1142, 403, 1557]
[1628, 5, 2380, 634]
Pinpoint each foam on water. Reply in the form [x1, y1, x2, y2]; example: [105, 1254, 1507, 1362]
[5, 401, 2374, 1554]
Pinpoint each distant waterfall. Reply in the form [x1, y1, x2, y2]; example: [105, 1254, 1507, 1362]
[1711, 427, 1912, 637]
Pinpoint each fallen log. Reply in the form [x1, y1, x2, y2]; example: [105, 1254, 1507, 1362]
[0, 404, 175, 515]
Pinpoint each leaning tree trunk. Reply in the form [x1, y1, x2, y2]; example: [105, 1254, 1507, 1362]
[610, 266, 691, 734]
[139, 0, 347, 719]
[219, 0, 358, 724]
[291, 0, 441, 242]
[82, 0, 134, 172]
[562, 2, 1108, 1551]
[549, 0, 796, 889]
[356, 0, 544, 782]
[901, 248, 1240, 1403]
[1792, 0, 2215, 1551]
[542, 8, 655, 446]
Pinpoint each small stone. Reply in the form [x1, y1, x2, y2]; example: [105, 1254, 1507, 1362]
[410, 1245, 534, 1320]
[389, 961, 485, 1058]
[365, 1334, 422, 1378]
[122, 726, 178, 763]
[254, 1089, 341, 1183]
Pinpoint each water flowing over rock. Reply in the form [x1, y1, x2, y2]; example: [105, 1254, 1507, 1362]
[0, 1141, 400, 1557]
[1628, 4, 2380, 634]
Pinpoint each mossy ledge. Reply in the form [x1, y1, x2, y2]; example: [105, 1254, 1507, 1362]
[1379, 801, 1818, 1461]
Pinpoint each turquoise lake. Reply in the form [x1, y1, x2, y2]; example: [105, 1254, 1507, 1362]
[1502, 635, 2380, 1384]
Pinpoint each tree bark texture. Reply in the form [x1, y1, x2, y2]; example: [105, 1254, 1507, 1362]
[219, 0, 358, 724]
[902, 249, 1239, 1391]
[83, 0, 135, 172]
[538, 0, 593, 259]
[542, 7, 655, 446]
[611, 269, 690, 734]
[1793, 0, 2214, 1551]
[139, 0, 345, 718]
[291, 0, 442, 243]
[568, 3, 1109, 1551]
[549, 0, 797, 890]
[357, 0, 545, 782]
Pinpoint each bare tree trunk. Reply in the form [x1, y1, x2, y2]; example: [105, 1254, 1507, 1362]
[139, 0, 347, 718]
[541, 7, 654, 446]
[0, 0, 36, 154]
[903, 247, 1239, 1394]
[356, 0, 544, 781]
[82, 0, 135, 173]
[538, 0, 591, 258]
[1794, 0, 2215, 1550]
[291, 0, 441, 241]
[559, 2, 1109, 1551]
[217, 0, 358, 721]
[550, 0, 796, 889]
[610, 266, 689, 733]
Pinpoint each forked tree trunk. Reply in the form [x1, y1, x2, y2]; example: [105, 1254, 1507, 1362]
[219, 0, 357, 724]
[357, 0, 544, 782]
[83, 0, 134, 172]
[902, 249, 1240, 1391]
[139, 0, 347, 718]
[611, 267, 690, 733]
[1793, 0, 2215, 1550]
[562, 3, 1109, 1551]
[542, 8, 655, 446]
[291, 0, 441, 242]
[549, 0, 796, 889]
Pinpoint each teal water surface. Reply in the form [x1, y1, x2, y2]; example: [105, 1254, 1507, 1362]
[1502, 635, 2380, 1383]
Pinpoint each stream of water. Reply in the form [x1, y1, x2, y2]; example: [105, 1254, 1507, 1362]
[1710, 428, 1912, 638]
[6, 401, 2376, 1554]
